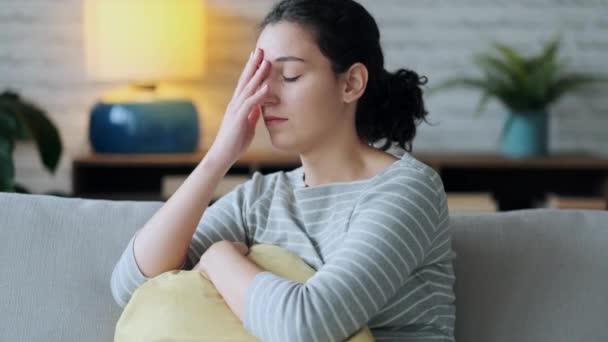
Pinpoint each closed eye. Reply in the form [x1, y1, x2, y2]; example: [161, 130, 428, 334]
[283, 75, 301, 82]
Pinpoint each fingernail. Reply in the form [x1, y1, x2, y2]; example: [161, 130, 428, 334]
[249, 51, 253, 59]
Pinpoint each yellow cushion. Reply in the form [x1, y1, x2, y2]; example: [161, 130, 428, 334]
[114, 244, 374, 342]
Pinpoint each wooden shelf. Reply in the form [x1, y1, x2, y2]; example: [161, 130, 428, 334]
[74, 151, 608, 169]
[162, 174, 250, 201]
[447, 193, 497, 213]
[417, 152, 608, 170]
[74, 148, 301, 167]
[546, 194, 608, 210]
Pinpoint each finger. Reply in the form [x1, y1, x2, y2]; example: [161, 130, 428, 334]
[192, 260, 202, 271]
[239, 59, 271, 103]
[235, 48, 264, 95]
[232, 242, 249, 255]
[239, 84, 269, 119]
[235, 50, 259, 93]
[247, 105, 263, 128]
[234, 241, 249, 250]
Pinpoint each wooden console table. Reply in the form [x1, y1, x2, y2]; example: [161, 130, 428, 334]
[71, 149, 299, 201]
[419, 153, 608, 210]
[72, 150, 608, 210]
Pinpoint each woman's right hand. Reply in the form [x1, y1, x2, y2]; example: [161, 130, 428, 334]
[206, 48, 271, 167]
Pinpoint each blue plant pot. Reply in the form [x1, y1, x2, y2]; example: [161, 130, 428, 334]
[89, 100, 200, 154]
[500, 111, 548, 158]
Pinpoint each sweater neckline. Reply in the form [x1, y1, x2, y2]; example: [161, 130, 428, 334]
[291, 152, 409, 192]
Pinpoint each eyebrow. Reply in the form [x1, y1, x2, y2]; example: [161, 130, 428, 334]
[274, 56, 306, 63]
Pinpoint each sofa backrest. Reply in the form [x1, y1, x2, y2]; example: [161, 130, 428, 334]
[0, 193, 162, 342]
[451, 209, 608, 342]
[1, 192, 606, 342]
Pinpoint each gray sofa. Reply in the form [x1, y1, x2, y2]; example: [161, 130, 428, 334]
[1, 192, 607, 342]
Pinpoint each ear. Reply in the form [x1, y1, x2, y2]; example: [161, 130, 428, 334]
[341, 63, 368, 104]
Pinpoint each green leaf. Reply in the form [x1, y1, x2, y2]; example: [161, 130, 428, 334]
[0, 135, 15, 192]
[0, 93, 32, 141]
[13, 99, 63, 173]
[531, 35, 561, 68]
[547, 73, 608, 104]
[473, 92, 492, 118]
[492, 42, 528, 77]
[0, 108, 19, 138]
[474, 52, 527, 91]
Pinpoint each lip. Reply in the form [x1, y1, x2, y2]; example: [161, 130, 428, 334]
[264, 115, 287, 120]
[264, 117, 288, 127]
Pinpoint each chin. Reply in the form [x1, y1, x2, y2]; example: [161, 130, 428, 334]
[268, 135, 299, 153]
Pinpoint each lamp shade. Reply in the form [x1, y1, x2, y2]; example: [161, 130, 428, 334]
[84, 0, 206, 82]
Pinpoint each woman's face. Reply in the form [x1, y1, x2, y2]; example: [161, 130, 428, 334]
[256, 22, 349, 153]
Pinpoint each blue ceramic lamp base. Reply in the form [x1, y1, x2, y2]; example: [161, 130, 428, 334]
[89, 99, 200, 154]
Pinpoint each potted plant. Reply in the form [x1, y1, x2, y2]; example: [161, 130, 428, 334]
[0, 91, 63, 193]
[430, 36, 607, 158]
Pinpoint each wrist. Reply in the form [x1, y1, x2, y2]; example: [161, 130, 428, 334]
[204, 146, 235, 170]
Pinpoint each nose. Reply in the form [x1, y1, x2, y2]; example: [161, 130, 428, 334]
[259, 79, 279, 106]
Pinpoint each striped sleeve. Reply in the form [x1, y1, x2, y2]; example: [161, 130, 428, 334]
[185, 172, 265, 266]
[243, 171, 440, 342]
[110, 172, 266, 308]
[110, 232, 152, 308]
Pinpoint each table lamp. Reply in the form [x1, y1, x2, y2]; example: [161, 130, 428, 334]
[84, 0, 206, 153]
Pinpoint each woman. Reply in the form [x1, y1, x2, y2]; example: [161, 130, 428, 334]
[111, 0, 456, 341]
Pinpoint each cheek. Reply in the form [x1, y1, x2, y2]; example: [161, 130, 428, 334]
[287, 84, 343, 136]
[283, 77, 341, 112]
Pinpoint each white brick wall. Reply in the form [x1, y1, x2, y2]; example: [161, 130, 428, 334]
[1, 0, 606, 194]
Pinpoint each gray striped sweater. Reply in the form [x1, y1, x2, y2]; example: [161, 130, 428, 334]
[111, 152, 456, 341]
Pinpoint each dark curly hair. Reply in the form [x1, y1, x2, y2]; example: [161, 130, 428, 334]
[260, 0, 431, 152]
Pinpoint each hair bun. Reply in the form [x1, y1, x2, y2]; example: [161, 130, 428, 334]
[363, 68, 429, 151]
[389, 69, 428, 89]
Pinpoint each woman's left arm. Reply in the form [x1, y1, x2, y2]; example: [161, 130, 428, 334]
[195, 240, 265, 321]
[240, 173, 444, 342]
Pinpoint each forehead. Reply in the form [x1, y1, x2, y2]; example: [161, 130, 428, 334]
[256, 22, 321, 62]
